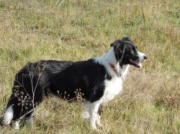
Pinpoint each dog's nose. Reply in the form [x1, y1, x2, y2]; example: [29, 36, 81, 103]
[144, 55, 148, 60]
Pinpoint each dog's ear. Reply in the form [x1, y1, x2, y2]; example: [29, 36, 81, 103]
[116, 43, 126, 63]
[111, 40, 126, 62]
[110, 42, 115, 47]
[110, 40, 122, 47]
[111, 37, 132, 47]
[122, 36, 132, 42]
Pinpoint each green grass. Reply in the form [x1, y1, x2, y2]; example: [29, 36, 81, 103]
[0, 0, 180, 133]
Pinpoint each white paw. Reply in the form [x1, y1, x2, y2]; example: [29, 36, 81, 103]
[91, 125, 97, 130]
[82, 111, 90, 119]
[26, 118, 34, 124]
[14, 121, 20, 130]
[97, 122, 103, 128]
[90, 122, 97, 130]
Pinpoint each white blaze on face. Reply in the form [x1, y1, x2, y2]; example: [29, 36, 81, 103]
[138, 51, 146, 62]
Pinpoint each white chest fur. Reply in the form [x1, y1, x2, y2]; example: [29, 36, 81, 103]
[102, 77, 123, 104]
[93, 49, 129, 104]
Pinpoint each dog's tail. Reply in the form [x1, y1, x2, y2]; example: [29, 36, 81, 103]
[3, 103, 14, 126]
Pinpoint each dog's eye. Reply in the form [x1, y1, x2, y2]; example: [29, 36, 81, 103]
[131, 50, 135, 54]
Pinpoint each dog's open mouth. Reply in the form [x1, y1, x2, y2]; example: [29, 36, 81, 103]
[130, 60, 142, 68]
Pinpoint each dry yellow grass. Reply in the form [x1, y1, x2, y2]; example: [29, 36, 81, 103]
[0, 0, 180, 133]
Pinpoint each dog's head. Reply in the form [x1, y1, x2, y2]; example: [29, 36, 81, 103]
[111, 37, 147, 68]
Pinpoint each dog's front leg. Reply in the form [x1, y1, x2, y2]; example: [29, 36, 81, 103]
[96, 105, 103, 127]
[89, 101, 101, 129]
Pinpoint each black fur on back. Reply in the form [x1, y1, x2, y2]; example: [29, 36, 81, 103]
[7, 59, 110, 121]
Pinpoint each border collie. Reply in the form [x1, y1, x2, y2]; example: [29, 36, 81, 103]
[3, 37, 147, 130]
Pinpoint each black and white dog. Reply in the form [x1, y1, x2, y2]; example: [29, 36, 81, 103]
[3, 37, 147, 129]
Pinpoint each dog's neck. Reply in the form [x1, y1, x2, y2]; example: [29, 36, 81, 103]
[94, 49, 129, 78]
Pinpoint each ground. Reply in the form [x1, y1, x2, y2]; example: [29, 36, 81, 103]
[0, 0, 180, 133]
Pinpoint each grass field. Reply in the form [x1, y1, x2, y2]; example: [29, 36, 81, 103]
[0, 0, 180, 133]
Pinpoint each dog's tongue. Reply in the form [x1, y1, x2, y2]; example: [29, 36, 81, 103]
[138, 62, 142, 68]
[134, 61, 142, 68]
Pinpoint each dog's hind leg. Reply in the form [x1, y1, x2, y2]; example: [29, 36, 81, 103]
[3, 99, 22, 130]
[26, 110, 35, 124]
[3, 91, 39, 129]
[14, 120, 20, 130]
